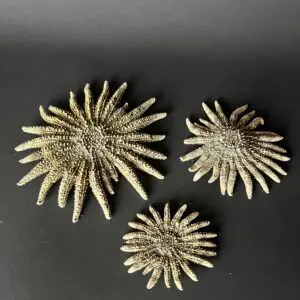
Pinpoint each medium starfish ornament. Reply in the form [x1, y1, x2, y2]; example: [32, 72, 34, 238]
[121, 203, 217, 290]
[181, 101, 289, 199]
[15, 81, 167, 222]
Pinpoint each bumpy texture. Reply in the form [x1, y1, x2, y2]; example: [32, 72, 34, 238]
[121, 203, 217, 290]
[181, 101, 289, 199]
[15, 82, 167, 222]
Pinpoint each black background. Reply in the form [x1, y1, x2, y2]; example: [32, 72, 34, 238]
[0, 1, 300, 299]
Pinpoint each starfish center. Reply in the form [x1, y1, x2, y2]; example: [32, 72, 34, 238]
[80, 125, 107, 153]
[209, 127, 246, 160]
[219, 128, 243, 148]
[155, 232, 177, 256]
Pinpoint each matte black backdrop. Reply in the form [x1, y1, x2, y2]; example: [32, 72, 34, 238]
[0, 1, 299, 299]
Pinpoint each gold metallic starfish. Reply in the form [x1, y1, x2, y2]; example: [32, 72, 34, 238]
[15, 82, 167, 222]
[181, 101, 289, 199]
[121, 203, 217, 290]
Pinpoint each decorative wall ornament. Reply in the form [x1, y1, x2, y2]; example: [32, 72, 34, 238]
[15, 82, 167, 222]
[121, 203, 217, 290]
[181, 101, 289, 199]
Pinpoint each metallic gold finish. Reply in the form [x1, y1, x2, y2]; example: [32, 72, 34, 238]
[121, 203, 217, 290]
[181, 101, 289, 198]
[15, 82, 167, 222]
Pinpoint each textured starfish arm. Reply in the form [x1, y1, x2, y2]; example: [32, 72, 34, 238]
[250, 131, 283, 142]
[124, 133, 166, 143]
[208, 160, 221, 183]
[107, 103, 128, 125]
[246, 117, 264, 129]
[119, 150, 164, 179]
[19, 151, 43, 164]
[170, 260, 183, 291]
[179, 211, 199, 228]
[256, 141, 287, 153]
[240, 156, 269, 193]
[131, 254, 157, 272]
[17, 162, 49, 186]
[121, 244, 152, 253]
[214, 101, 228, 124]
[185, 118, 210, 136]
[98, 165, 114, 195]
[236, 160, 253, 199]
[15, 136, 72, 151]
[149, 205, 163, 227]
[237, 110, 255, 126]
[184, 240, 217, 248]
[48, 106, 80, 126]
[244, 151, 281, 182]
[101, 156, 119, 182]
[164, 202, 171, 224]
[127, 261, 149, 273]
[96, 155, 114, 193]
[95, 81, 109, 122]
[143, 264, 154, 275]
[182, 221, 209, 234]
[37, 171, 61, 205]
[188, 156, 207, 172]
[22, 126, 71, 136]
[163, 261, 171, 288]
[82, 84, 94, 123]
[186, 248, 217, 257]
[89, 170, 111, 220]
[109, 154, 148, 200]
[179, 251, 214, 268]
[193, 159, 214, 182]
[72, 162, 88, 223]
[102, 82, 127, 121]
[136, 213, 158, 228]
[229, 104, 248, 123]
[227, 161, 237, 196]
[179, 260, 198, 282]
[181, 232, 217, 241]
[199, 118, 216, 129]
[256, 148, 290, 161]
[119, 142, 167, 160]
[202, 103, 222, 127]
[128, 222, 156, 234]
[89, 169, 111, 220]
[252, 152, 287, 175]
[39, 106, 77, 130]
[69, 92, 87, 124]
[119, 113, 167, 133]
[184, 136, 208, 145]
[125, 238, 153, 246]
[58, 172, 74, 208]
[113, 98, 156, 128]
[147, 266, 163, 289]
[124, 252, 149, 266]
[171, 204, 187, 225]
[220, 161, 229, 195]
[193, 122, 212, 134]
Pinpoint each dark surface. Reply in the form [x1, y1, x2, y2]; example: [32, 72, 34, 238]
[0, 1, 300, 299]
